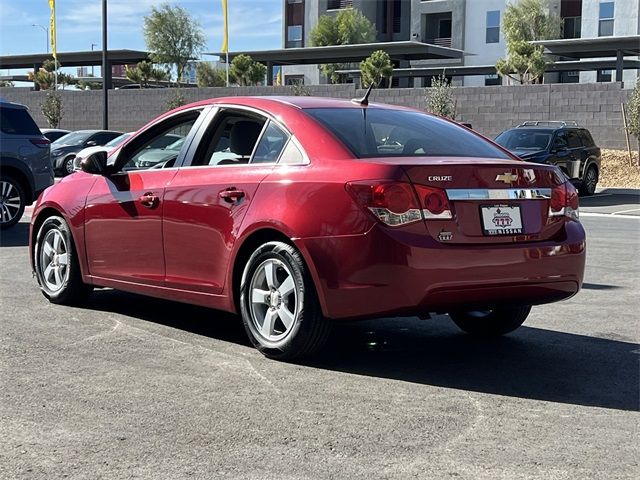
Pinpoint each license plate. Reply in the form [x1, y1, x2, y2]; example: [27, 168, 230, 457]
[481, 205, 523, 235]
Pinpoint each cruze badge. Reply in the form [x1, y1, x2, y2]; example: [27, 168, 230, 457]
[429, 175, 452, 182]
[495, 172, 518, 184]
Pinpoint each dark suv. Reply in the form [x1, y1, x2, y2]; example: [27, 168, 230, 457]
[0, 100, 54, 229]
[495, 121, 601, 195]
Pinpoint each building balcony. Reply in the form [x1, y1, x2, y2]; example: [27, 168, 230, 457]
[427, 37, 452, 48]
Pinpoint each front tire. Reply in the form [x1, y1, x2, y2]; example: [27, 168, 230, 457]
[34, 215, 92, 304]
[63, 156, 76, 176]
[579, 165, 598, 196]
[449, 306, 531, 336]
[240, 241, 331, 360]
[0, 175, 25, 229]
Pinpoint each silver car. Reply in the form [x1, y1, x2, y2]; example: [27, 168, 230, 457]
[0, 100, 54, 229]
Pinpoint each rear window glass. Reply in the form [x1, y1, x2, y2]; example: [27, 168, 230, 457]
[0, 106, 41, 135]
[305, 108, 510, 159]
[578, 129, 594, 147]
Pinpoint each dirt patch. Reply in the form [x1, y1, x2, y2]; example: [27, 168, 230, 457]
[600, 149, 640, 188]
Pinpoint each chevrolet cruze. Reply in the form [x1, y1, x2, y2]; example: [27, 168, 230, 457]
[29, 96, 586, 360]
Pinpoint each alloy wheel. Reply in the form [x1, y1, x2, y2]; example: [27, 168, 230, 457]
[585, 167, 598, 194]
[0, 180, 22, 226]
[65, 157, 76, 175]
[249, 258, 298, 342]
[39, 228, 70, 292]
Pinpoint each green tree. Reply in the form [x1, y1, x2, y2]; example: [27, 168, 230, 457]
[196, 62, 226, 87]
[626, 79, 640, 164]
[0, 80, 14, 87]
[151, 67, 169, 86]
[76, 75, 102, 90]
[360, 50, 393, 88]
[309, 9, 377, 84]
[496, 0, 561, 84]
[426, 73, 456, 119]
[143, 3, 206, 86]
[230, 54, 266, 86]
[125, 64, 142, 84]
[41, 91, 63, 128]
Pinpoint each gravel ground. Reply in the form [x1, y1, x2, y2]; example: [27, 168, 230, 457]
[600, 149, 640, 188]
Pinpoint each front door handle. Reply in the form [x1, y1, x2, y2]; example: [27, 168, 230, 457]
[139, 192, 159, 208]
[219, 188, 245, 203]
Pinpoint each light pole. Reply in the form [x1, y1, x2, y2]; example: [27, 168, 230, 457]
[32, 24, 49, 53]
[102, 0, 108, 129]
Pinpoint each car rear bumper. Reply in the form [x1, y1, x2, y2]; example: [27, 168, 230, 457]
[299, 221, 586, 320]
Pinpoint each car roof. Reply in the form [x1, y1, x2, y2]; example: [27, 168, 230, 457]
[0, 99, 28, 110]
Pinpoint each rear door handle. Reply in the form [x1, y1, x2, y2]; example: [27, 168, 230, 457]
[139, 192, 159, 208]
[219, 188, 245, 203]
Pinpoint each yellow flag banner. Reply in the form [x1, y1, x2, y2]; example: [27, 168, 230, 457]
[48, 0, 57, 61]
[221, 0, 228, 53]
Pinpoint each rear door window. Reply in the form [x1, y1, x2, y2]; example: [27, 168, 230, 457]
[578, 130, 594, 147]
[0, 106, 41, 135]
[566, 130, 582, 149]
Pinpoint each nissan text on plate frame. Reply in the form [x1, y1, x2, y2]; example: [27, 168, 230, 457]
[28, 96, 586, 360]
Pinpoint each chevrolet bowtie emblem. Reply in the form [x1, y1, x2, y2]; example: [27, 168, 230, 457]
[495, 172, 518, 184]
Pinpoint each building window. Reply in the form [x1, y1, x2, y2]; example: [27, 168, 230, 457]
[327, 0, 352, 10]
[486, 11, 500, 44]
[597, 70, 612, 82]
[562, 16, 581, 39]
[485, 74, 501, 86]
[598, 2, 614, 37]
[287, 25, 302, 42]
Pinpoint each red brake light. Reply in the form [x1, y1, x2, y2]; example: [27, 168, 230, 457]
[30, 138, 50, 148]
[549, 181, 579, 221]
[414, 185, 453, 219]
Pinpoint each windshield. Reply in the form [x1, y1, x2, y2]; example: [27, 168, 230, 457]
[495, 129, 552, 151]
[53, 131, 92, 146]
[304, 108, 510, 159]
[165, 137, 185, 150]
[105, 132, 131, 148]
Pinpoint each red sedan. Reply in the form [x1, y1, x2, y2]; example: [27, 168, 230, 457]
[29, 96, 585, 360]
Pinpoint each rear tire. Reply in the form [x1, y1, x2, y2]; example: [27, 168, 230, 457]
[34, 215, 93, 305]
[579, 165, 598, 196]
[0, 175, 25, 229]
[239, 241, 331, 360]
[449, 306, 531, 336]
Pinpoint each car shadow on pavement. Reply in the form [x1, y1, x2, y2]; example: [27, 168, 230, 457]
[83, 290, 638, 412]
[0, 222, 30, 247]
[580, 192, 639, 208]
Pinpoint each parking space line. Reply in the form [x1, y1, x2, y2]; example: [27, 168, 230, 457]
[612, 208, 640, 215]
[581, 212, 640, 219]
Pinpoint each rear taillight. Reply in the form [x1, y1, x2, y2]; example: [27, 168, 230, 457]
[346, 181, 452, 226]
[549, 181, 579, 221]
[30, 138, 50, 148]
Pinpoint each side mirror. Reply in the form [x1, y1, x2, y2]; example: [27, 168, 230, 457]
[80, 150, 108, 175]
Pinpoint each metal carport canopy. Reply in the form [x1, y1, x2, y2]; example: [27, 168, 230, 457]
[0, 49, 151, 70]
[530, 36, 640, 82]
[207, 41, 465, 85]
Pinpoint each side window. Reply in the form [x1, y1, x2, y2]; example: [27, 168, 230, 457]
[578, 130, 594, 147]
[279, 140, 306, 165]
[567, 130, 582, 149]
[190, 110, 266, 167]
[252, 121, 289, 164]
[553, 132, 568, 150]
[89, 132, 115, 146]
[119, 111, 201, 171]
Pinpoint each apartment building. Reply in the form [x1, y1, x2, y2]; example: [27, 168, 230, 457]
[282, 0, 639, 86]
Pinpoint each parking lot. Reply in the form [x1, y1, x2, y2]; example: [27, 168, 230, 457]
[1, 211, 638, 479]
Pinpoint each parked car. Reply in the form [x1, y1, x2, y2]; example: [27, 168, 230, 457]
[495, 121, 601, 195]
[133, 136, 186, 168]
[51, 130, 122, 176]
[0, 100, 54, 229]
[29, 96, 586, 360]
[41, 128, 70, 143]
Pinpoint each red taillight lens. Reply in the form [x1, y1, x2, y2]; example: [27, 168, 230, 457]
[414, 185, 453, 219]
[346, 181, 422, 226]
[30, 138, 50, 148]
[549, 181, 579, 221]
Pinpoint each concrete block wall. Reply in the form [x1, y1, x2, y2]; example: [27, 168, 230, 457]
[1, 82, 632, 148]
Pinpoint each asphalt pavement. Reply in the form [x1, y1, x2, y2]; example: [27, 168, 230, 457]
[0, 213, 638, 480]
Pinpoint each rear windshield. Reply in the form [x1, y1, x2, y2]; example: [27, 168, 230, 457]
[304, 108, 510, 159]
[0, 106, 41, 135]
[495, 129, 552, 151]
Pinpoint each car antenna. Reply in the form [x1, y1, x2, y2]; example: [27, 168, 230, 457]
[351, 83, 374, 106]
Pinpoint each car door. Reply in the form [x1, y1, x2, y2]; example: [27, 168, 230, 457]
[162, 108, 289, 294]
[83, 108, 205, 285]
[549, 131, 572, 176]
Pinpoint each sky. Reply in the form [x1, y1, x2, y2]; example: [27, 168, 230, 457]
[0, 0, 283, 76]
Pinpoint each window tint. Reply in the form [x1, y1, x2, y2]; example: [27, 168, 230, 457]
[52, 131, 93, 146]
[90, 132, 120, 145]
[567, 130, 582, 148]
[553, 132, 568, 149]
[305, 108, 510, 159]
[252, 122, 289, 164]
[0, 106, 41, 135]
[190, 110, 266, 167]
[495, 129, 551, 150]
[578, 129, 595, 147]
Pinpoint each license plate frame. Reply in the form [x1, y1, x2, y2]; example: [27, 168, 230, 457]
[480, 204, 523, 236]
